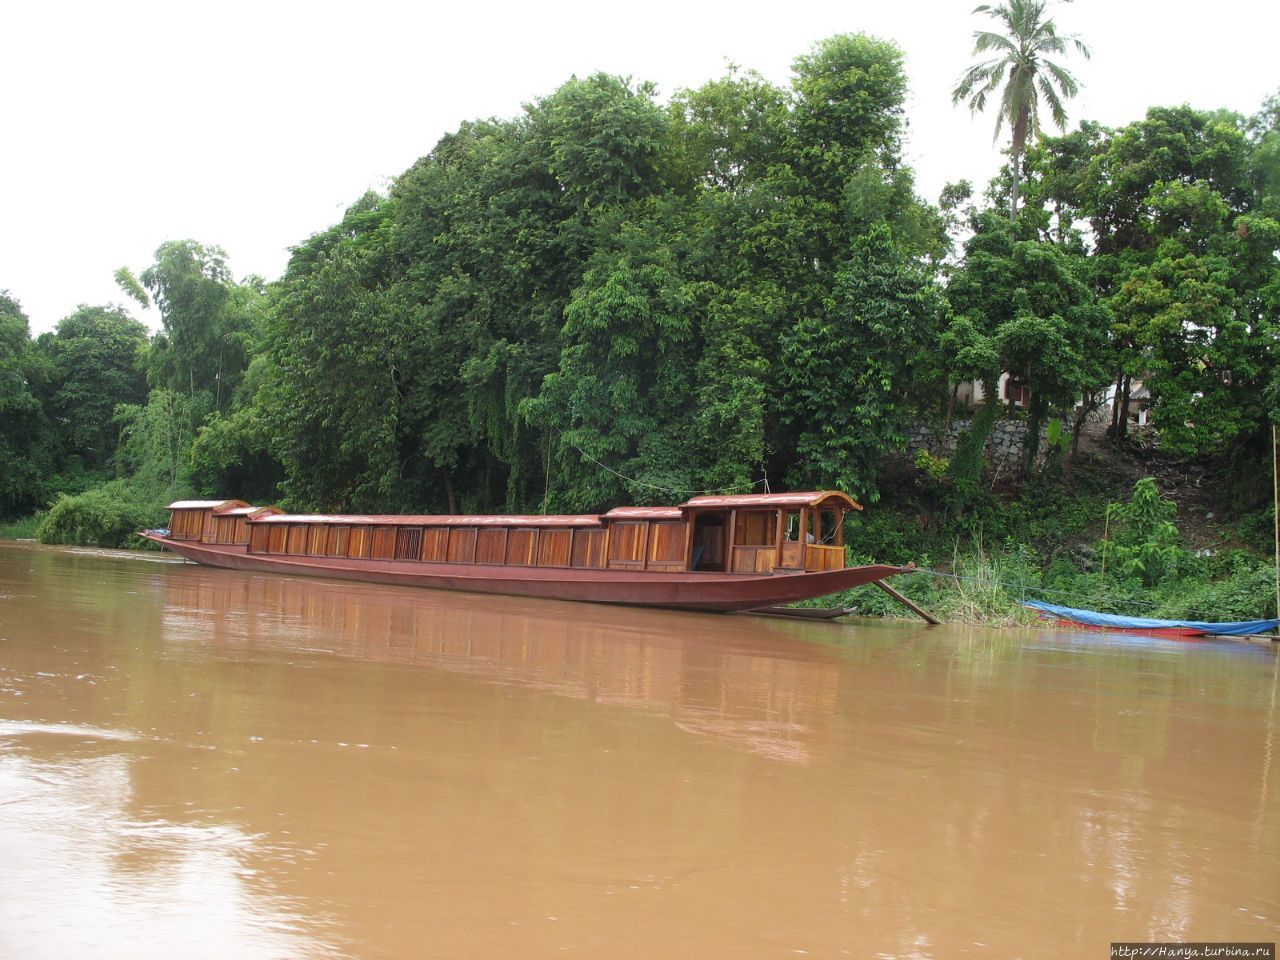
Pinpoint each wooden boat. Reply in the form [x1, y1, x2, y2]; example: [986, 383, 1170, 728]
[140, 492, 914, 613]
[1021, 600, 1280, 639]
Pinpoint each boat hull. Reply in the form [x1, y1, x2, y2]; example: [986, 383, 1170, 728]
[141, 534, 912, 613]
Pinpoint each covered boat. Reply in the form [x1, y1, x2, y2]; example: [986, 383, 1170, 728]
[141, 492, 913, 613]
[1022, 600, 1280, 639]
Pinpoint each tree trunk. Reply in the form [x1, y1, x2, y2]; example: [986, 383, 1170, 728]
[442, 469, 457, 515]
[1009, 152, 1021, 224]
[1117, 375, 1132, 440]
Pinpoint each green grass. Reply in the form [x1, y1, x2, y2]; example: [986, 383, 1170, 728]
[0, 513, 44, 539]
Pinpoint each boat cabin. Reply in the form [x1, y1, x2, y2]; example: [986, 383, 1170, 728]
[165, 500, 281, 544]
[166, 491, 860, 575]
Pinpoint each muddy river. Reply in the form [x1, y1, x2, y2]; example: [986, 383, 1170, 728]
[0, 541, 1276, 958]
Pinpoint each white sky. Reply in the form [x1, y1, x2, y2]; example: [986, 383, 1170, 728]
[3, 0, 1277, 334]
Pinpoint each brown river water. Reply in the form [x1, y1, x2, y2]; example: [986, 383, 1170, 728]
[0, 541, 1277, 959]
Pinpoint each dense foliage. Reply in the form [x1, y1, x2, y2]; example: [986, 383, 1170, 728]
[1, 30, 1277, 621]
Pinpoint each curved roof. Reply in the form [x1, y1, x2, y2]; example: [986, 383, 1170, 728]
[679, 490, 862, 511]
[214, 505, 283, 517]
[167, 499, 248, 511]
[250, 513, 603, 528]
[602, 506, 683, 521]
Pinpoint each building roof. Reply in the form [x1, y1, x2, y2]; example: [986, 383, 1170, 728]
[250, 513, 603, 528]
[680, 491, 862, 511]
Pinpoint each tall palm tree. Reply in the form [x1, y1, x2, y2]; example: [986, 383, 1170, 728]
[952, 0, 1090, 221]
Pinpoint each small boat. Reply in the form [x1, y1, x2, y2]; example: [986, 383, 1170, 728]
[1021, 600, 1280, 639]
[140, 492, 914, 613]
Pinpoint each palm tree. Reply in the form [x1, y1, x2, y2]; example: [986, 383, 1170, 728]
[952, 0, 1090, 221]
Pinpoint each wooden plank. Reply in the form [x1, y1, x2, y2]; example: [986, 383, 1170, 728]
[286, 525, 308, 555]
[248, 525, 270, 554]
[307, 526, 327, 556]
[421, 528, 448, 562]
[871, 580, 941, 625]
[371, 526, 397, 560]
[446, 527, 477, 564]
[347, 526, 372, 559]
[475, 528, 507, 564]
[536, 529, 571, 567]
[570, 529, 605, 569]
[505, 529, 537, 566]
[607, 522, 646, 568]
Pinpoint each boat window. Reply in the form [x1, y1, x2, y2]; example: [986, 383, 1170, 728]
[783, 511, 801, 542]
[818, 510, 840, 544]
[734, 511, 777, 546]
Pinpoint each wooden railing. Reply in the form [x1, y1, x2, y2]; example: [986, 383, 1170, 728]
[804, 545, 844, 572]
[730, 545, 777, 574]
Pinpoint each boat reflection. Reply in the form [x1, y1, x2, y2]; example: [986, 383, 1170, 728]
[159, 566, 859, 765]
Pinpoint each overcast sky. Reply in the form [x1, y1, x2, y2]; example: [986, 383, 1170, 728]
[3, 0, 1277, 334]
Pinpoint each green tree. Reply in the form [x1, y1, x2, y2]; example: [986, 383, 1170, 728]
[0, 291, 55, 516]
[40, 305, 149, 471]
[140, 240, 256, 411]
[952, 0, 1090, 221]
[779, 225, 946, 499]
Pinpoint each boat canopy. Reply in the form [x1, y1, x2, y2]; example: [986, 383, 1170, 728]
[680, 491, 862, 511]
[1023, 600, 1280, 637]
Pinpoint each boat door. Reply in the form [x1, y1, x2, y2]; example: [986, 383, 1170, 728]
[690, 512, 728, 571]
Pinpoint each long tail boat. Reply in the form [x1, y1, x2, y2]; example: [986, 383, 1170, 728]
[140, 492, 913, 613]
[1021, 600, 1280, 639]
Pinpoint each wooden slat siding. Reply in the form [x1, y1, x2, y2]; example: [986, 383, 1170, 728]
[307, 525, 327, 556]
[267, 525, 288, 554]
[731, 545, 777, 574]
[446, 528, 478, 564]
[346, 526, 372, 559]
[371, 527, 397, 560]
[248, 524, 270, 554]
[536, 529, 572, 567]
[332, 526, 351, 557]
[645, 521, 687, 572]
[421, 528, 448, 562]
[286, 525, 308, 555]
[804, 545, 844, 572]
[475, 528, 507, 565]
[570, 529, 606, 568]
[607, 522, 647, 569]
[505, 529, 537, 566]
[170, 510, 204, 541]
[201, 510, 218, 542]
[324, 526, 341, 557]
[395, 527, 423, 561]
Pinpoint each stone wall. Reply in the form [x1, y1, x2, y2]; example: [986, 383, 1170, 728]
[906, 418, 1048, 469]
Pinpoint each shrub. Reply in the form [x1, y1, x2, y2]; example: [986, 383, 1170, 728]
[37, 483, 164, 548]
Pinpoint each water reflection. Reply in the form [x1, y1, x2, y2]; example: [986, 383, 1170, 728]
[159, 566, 855, 765]
[0, 731, 338, 960]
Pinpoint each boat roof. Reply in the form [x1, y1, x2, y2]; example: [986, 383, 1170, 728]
[167, 499, 248, 511]
[602, 506, 683, 521]
[680, 490, 862, 511]
[251, 513, 603, 528]
[215, 505, 282, 517]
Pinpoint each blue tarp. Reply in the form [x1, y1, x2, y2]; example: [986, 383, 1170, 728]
[1021, 600, 1280, 637]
